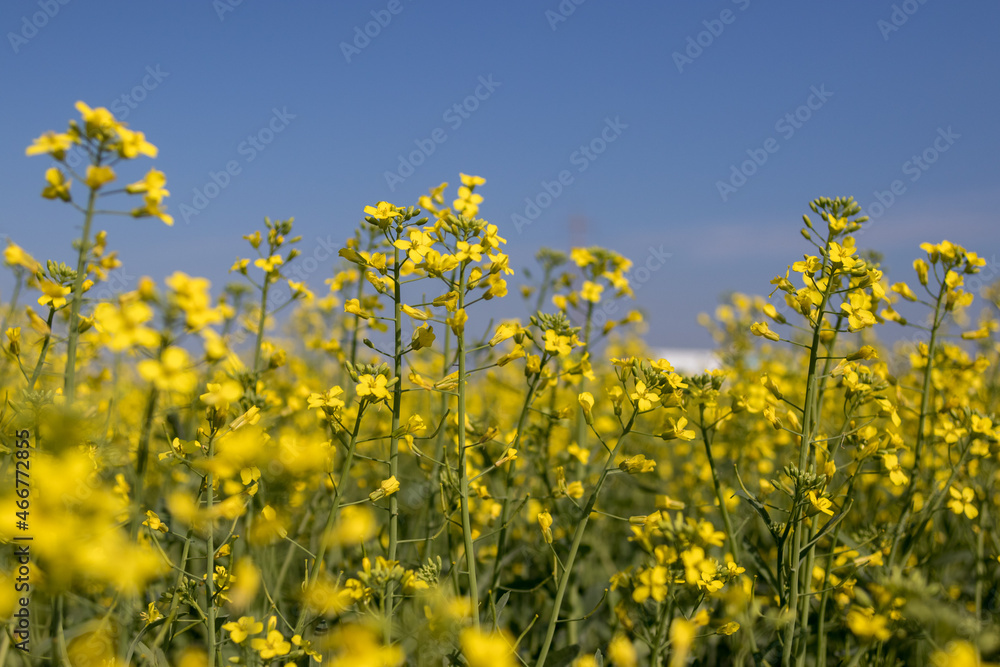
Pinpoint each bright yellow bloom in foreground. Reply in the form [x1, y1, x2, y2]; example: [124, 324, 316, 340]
[356, 373, 390, 402]
[222, 616, 263, 644]
[947, 486, 978, 519]
[460, 628, 515, 667]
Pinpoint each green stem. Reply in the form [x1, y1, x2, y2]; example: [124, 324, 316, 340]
[698, 404, 740, 563]
[536, 413, 635, 667]
[489, 372, 543, 594]
[252, 271, 272, 375]
[890, 281, 947, 564]
[783, 269, 834, 666]
[64, 184, 99, 403]
[294, 404, 366, 635]
[456, 263, 480, 626]
[384, 236, 403, 642]
[27, 307, 56, 390]
[205, 430, 218, 667]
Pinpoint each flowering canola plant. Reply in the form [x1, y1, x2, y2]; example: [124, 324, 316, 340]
[0, 105, 999, 667]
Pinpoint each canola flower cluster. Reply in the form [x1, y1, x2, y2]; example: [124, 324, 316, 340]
[0, 105, 999, 667]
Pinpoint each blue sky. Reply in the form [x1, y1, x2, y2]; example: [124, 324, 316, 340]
[2, 0, 998, 347]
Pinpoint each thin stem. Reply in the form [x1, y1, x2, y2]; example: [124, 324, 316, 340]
[205, 429, 218, 667]
[64, 183, 99, 403]
[535, 412, 636, 667]
[456, 263, 480, 626]
[294, 403, 366, 635]
[384, 234, 403, 642]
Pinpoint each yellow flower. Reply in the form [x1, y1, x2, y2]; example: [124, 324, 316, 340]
[630, 381, 660, 412]
[250, 617, 291, 660]
[750, 321, 780, 341]
[363, 201, 401, 220]
[447, 308, 468, 335]
[668, 618, 696, 667]
[544, 329, 575, 356]
[579, 391, 595, 424]
[607, 634, 637, 667]
[537, 510, 553, 544]
[490, 322, 519, 347]
[344, 298, 367, 316]
[633, 566, 668, 603]
[254, 254, 284, 274]
[116, 127, 158, 159]
[882, 453, 909, 486]
[200, 379, 244, 411]
[460, 628, 515, 667]
[369, 476, 400, 502]
[85, 165, 116, 189]
[460, 173, 486, 187]
[931, 640, 983, 667]
[142, 511, 169, 533]
[222, 616, 263, 644]
[947, 486, 978, 519]
[75, 101, 120, 139]
[454, 240, 484, 263]
[571, 248, 595, 268]
[139, 348, 199, 393]
[42, 167, 72, 201]
[402, 304, 430, 320]
[6, 327, 21, 356]
[660, 417, 697, 440]
[619, 454, 656, 474]
[26, 131, 77, 159]
[356, 373, 390, 402]
[93, 300, 159, 350]
[580, 280, 604, 303]
[37, 279, 71, 309]
[325, 506, 376, 546]
[841, 292, 877, 331]
[845, 607, 892, 641]
[718, 622, 740, 636]
[126, 168, 169, 197]
[4, 243, 40, 273]
[411, 325, 435, 350]
[808, 490, 835, 516]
